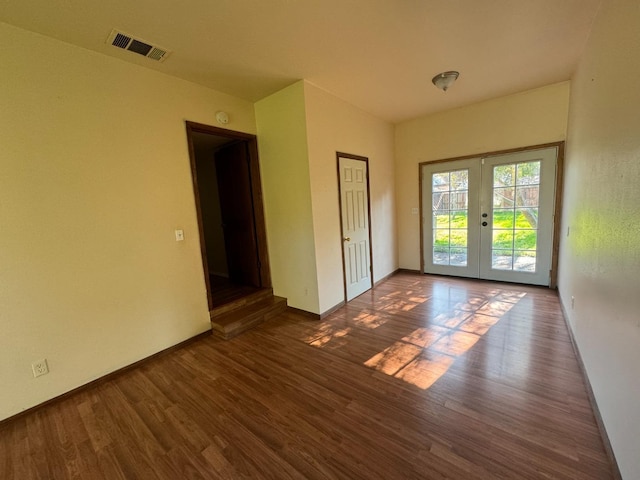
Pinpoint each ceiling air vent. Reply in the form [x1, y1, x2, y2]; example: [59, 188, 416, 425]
[106, 29, 171, 63]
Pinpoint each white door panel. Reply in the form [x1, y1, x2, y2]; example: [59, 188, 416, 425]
[339, 156, 372, 300]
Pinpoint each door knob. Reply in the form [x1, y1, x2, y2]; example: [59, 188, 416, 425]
[343, 237, 351, 242]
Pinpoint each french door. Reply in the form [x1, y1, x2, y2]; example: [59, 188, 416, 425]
[421, 146, 558, 286]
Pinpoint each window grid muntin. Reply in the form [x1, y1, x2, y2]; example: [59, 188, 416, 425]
[432, 169, 469, 267]
[491, 161, 540, 272]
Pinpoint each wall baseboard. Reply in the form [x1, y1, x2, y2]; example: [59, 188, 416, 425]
[287, 269, 413, 321]
[558, 294, 622, 480]
[0, 329, 212, 429]
[397, 268, 421, 275]
[286, 302, 347, 320]
[374, 269, 400, 286]
[320, 301, 346, 319]
[286, 306, 321, 320]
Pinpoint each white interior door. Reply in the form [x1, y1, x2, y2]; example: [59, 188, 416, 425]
[422, 146, 558, 286]
[339, 156, 372, 300]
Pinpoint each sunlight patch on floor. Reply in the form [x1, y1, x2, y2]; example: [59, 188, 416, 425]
[364, 341, 423, 375]
[307, 324, 352, 348]
[376, 291, 429, 314]
[302, 284, 527, 391]
[402, 325, 450, 348]
[395, 351, 455, 389]
[352, 312, 388, 329]
[364, 288, 526, 390]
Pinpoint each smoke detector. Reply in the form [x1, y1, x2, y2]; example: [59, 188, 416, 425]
[106, 29, 171, 62]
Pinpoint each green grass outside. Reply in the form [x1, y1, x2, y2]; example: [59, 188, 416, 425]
[433, 210, 537, 253]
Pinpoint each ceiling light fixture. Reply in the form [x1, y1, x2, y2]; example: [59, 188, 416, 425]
[432, 71, 459, 92]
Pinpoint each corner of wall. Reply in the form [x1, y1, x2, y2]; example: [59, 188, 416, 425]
[254, 82, 320, 314]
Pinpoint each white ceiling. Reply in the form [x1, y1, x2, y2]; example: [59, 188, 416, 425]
[0, 0, 602, 123]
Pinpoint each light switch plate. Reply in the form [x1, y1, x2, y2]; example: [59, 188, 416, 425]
[175, 229, 184, 241]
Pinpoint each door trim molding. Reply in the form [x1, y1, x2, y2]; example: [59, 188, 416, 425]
[185, 121, 272, 310]
[418, 141, 564, 288]
[336, 152, 374, 301]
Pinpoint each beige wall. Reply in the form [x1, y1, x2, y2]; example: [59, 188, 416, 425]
[255, 81, 396, 315]
[394, 82, 570, 270]
[255, 82, 320, 313]
[558, 0, 640, 477]
[0, 22, 256, 420]
[304, 82, 396, 313]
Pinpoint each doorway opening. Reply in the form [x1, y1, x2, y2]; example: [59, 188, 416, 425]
[185, 121, 271, 311]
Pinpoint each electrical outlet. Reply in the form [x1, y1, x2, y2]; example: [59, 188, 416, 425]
[32, 359, 49, 378]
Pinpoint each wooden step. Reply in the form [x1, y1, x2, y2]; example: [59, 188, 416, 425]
[211, 295, 287, 339]
[210, 288, 274, 318]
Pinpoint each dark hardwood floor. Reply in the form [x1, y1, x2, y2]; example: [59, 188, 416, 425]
[0, 273, 617, 479]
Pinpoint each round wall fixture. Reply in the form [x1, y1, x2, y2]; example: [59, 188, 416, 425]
[215, 111, 229, 125]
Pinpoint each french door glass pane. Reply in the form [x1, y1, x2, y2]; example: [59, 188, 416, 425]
[517, 161, 540, 184]
[493, 187, 515, 207]
[491, 161, 540, 273]
[493, 165, 516, 187]
[492, 249, 513, 270]
[432, 169, 469, 267]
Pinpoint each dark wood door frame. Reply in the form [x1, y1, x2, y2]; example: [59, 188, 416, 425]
[185, 121, 271, 310]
